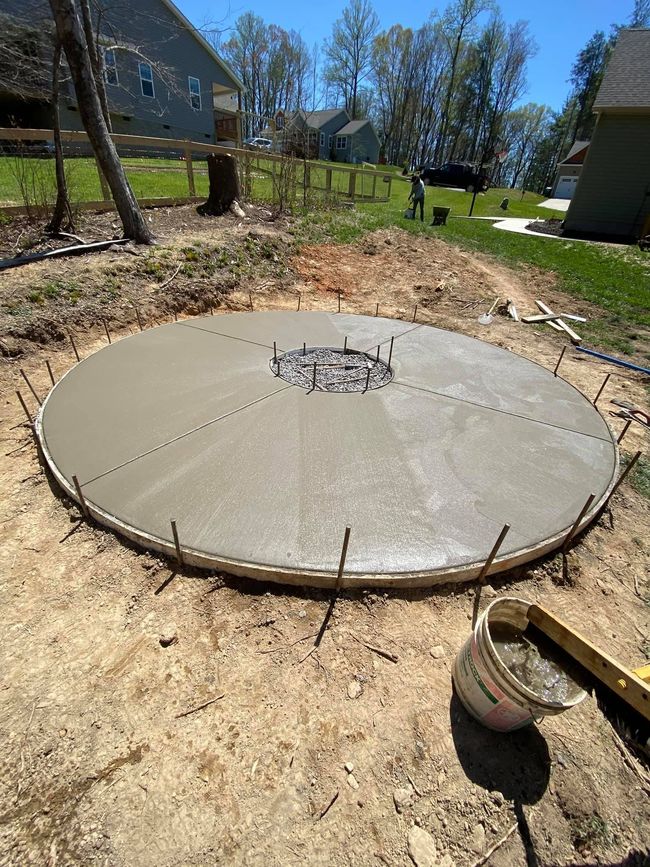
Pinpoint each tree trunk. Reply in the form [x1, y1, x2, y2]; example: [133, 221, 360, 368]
[198, 154, 242, 216]
[46, 41, 75, 235]
[48, 0, 154, 244]
[79, 0, 112, 132]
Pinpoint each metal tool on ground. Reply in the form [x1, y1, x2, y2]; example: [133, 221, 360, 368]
[609, 399, 650, 429]
[478, 297, 500, 325]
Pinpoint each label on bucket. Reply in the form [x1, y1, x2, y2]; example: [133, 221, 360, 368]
[455, 635, 533, 732]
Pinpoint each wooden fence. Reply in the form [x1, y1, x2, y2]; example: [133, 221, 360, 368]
[0, 127, 394, 213]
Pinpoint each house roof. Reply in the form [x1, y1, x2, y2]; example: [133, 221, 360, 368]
[158, 0, 245, 93]
[558, 140, 590, 165]
[304, 109, 349, 128]
[594, 28, 650, 111]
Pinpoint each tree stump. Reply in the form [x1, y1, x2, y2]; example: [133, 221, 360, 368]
[198, 153, 242, 216]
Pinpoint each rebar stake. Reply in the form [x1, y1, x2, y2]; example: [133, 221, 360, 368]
[593, 373, 610, 406]
[343, 336, 348, 354]
[603, 451, 642, 508]
[335, 526, 351, 591]
[297, 292, 301, 311]
[337, 290, 341, 313]
[562, 492, 596, 553]
[388, 336, 395, 369]
[617, 419, 632, 444]
[364, 366, 371, 392]
[249, 291, 254, 311]
[472, 523, 511, 627]
[46, 360, 56, 387]
[413, 304, 418, 322]
[375, 303, 379, 317]
[171, 519, 183, 565]
[102, 318, 112, 343]
[68, 332, 80, 362]
[312, 362, 317, 391]
[376, 344, 381, 362]
[20, 369, 42, 406]
[553, 345, 566, 377]
[135, 306, 144, 331]
[72, 475, 90, 518]
[16, 390, 33, 424]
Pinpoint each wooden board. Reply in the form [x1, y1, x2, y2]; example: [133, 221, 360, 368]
[527, 603, 650, 721]
[535, 300, 582, 343]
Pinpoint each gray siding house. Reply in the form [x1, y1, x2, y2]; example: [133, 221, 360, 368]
[0, 0, 243, 145]
[564, 28, 650, 239]
[551, 140, 589, 199]
[284, 108, 380, 164]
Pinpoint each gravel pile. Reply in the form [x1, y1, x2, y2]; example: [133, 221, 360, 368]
[273, 346, 392, 393]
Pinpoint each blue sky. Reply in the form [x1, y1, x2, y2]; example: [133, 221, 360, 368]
[180, 0, 633, 111]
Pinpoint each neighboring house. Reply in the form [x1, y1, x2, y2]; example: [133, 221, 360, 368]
[282, 108, 380, 164]
[551, 140, 589, 199]
[564, 28, 650, 239]
[0, 0, 243, 146]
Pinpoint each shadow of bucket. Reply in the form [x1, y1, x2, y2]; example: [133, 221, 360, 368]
[452, 597, 587, 732]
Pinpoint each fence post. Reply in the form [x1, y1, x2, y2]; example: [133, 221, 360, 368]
[372, 175, 377, 200]
[326, 169, 332, 194]
[387, 176, 392, 200]
[348, 171, 356, 199]
[184, 143, 196, 197]
[95, 159, 111, 201]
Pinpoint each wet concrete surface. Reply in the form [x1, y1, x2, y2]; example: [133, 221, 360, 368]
[38, 312, 617, 583]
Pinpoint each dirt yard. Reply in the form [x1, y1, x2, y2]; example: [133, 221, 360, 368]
[1, 206, 649, 866]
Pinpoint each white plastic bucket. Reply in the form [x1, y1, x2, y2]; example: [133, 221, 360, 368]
[452, 597, 587, 732]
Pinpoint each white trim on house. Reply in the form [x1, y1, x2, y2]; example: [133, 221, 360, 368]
[104, 48, 118, 86]
[138, 61, 155, 98]
[188, 75, 201, 110]
[336, 135, 347, 150]
[157, 0, 246, 93]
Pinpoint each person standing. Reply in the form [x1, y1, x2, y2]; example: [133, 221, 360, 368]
[408, 174, 425, 222]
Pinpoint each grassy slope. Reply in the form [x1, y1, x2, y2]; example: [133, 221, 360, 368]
[297, 193, 650, 359]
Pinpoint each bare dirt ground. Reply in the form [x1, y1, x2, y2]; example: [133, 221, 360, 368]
[1, 206, 649, 867]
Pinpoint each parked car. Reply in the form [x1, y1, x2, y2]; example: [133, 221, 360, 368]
[245, 137, 273, 150]
[419, 162, 490, 192]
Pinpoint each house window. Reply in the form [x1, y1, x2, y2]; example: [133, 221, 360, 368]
[138, 62, 155, 98]
[336, 135, 347, 150]
[328, 135, 332, 149]
[188, 76, 201, 111]
[104, 48, 118, 86]
[320, 132, 325, 147]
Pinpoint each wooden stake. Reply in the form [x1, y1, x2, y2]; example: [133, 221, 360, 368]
[68, 331, 80, 362]
[472, 523, 511, 627]
[388, 336, 395, 368]
[604, 451, 642, 506]
[561, 492, 595, 553]
[375, 302, 379, 317]
[593, 373, 610, 406]
[72, 474, 89, 518]
[20, 368, 41, 406]
[617, 419, 632, 444]
[45, 359, 56, 387]
[413, 304, 418, 322]
[16, 390, 33, 424]
[171, 519, 183, 565]
[102, 318, 112, 344]
[335, 526, 351, 591]
[553, 345, 566, 377]
[135, 306, 144, 331]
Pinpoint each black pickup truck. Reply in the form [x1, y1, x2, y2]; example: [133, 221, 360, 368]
[419, 162, 490, 192]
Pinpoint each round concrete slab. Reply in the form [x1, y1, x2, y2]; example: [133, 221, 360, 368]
[37, 312, 618, 587]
